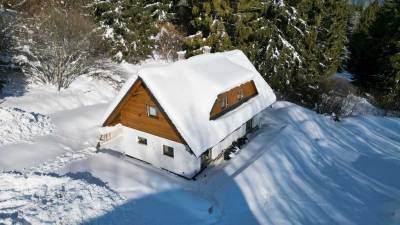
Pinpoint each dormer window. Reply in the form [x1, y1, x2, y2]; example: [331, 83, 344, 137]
[210, 80, 258, 120]
[221, 95, 228, 109]
[147, 105, 158, 118]
[237, 88, 244, 100]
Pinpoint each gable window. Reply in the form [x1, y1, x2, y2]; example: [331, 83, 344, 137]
[237, 88, 244, 100]
[163, 145, 174, 158]
[138, 136, 147, 145]
[147, 105, 158, 118]
[220, 95, 228, 109]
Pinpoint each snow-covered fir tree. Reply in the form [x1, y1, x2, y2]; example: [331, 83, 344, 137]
[349, 0, 400, 111]
[90, 0, 165, 63]
[182, 0, 349, 106]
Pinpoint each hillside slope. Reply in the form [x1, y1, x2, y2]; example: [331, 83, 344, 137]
[0, 71, 399, 224]
[66, 102, 400, 225]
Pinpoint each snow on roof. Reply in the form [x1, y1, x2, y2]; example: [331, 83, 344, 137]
[103, 50, 276, 157]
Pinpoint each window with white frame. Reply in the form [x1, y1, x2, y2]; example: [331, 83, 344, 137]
[220, 95, 228, 109]
[163, 145, 174, 158]
[237, 88, 244, 100]
[147, 105, 158, 118]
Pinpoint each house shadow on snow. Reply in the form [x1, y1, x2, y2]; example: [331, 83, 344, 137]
[82, 168, 261, 225]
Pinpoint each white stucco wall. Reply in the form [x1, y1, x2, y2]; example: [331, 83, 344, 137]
[121, 127, 201, 178]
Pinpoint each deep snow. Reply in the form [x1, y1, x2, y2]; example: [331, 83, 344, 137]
[63, 101, 400, 225]
[0, 172, 124, 225]
[0, 107, 54, 145]
[0, 62, 399, 225]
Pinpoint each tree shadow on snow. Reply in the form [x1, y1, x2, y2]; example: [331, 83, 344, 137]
[82, 171, 260, 225]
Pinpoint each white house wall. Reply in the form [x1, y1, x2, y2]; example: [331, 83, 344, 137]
[121, 126, 201, 178]
[101, 113, 263, 179]
[210, 114, 261, 160]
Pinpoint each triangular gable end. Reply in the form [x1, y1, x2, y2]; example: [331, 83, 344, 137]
[103, 78, 141, 126]
[103, 77, 191, 153]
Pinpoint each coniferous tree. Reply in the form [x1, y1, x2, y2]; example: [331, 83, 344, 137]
[184, 0, 234, 56]
[348, 1, 380, 81]
[349, 0, 400, 111]
[181, 0, 349, 107]
[91, 0, 158, 63]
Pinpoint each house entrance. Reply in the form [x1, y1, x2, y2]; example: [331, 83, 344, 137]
[246, 118, 253, 133]
[201, 148, 212, 170]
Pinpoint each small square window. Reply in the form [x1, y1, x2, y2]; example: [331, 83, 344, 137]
[220, 96, 228, 109]
[163, 145, 174, 158]
[147, 105, 158, 118]
[138, 136, 147, 145]
[237, 89, 244, 100]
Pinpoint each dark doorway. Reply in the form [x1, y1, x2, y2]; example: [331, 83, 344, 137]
[246, 118, 253, 133]
[201, 148, 212, 170]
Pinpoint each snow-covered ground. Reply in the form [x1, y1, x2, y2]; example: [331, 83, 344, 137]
[0, 65, 399, 225]
[0, 107, 54, 145]
[335, 71, 354, 81]
[0, 172, 124, 225]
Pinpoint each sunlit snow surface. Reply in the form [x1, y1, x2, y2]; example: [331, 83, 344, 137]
[0, 67, 399, 224]
[68, 102, 400, 225]
[0, 172, 123, 225]
[0, 107, 54, 145]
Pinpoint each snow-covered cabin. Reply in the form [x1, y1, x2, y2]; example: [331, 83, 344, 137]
[100, 50, 276, 178]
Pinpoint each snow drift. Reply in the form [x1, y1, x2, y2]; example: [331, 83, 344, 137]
[0, 172, 124, 225]
[63, 101, 400, 225]
[0, 107, 54, 146]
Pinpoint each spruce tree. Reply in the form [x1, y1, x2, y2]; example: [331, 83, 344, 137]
[348, 1, 380, 82]
[348, 0, 399, 111]
[181, 0, 349, 107]
[91, 0, 158, 63]
[184, 0, 234, 56]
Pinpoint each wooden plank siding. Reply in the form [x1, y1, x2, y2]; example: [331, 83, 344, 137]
[103, 79, 185, 144]
[210, 80, 258, 120]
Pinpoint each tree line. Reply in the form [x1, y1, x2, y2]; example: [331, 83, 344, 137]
[0, 0, 398, 112]
[348, 0, 399, 111]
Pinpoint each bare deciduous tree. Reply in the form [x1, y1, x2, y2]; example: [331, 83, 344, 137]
[17, 7, 100, 90]
[155, 22, 184, 61]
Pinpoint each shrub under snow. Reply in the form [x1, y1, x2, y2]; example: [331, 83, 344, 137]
[0, 107, 54, 145]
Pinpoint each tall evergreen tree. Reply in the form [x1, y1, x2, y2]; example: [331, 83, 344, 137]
[184, 0, 234, 56]
[181, 0, 349, 106]
[349, 0, 400, 110]
[91, 0, 158, 63]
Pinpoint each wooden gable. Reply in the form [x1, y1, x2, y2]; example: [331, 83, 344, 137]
[103, 78, 185, 144]
[210, 80, 258, 120]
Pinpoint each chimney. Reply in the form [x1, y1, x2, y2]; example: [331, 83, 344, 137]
[177, 51, 186, 60]
[203, 46, 211, 54]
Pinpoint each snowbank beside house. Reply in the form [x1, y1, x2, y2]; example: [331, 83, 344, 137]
[0, 172, 124, 225]
[0, 99, 398, 225]
[341, 94, 385, 116]
[62, 101, 400, 225]
[0, 107, 54, 146]
[216, 101, 400, 225]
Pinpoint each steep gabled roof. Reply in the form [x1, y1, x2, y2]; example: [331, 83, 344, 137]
[102, 50, 276, 157]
